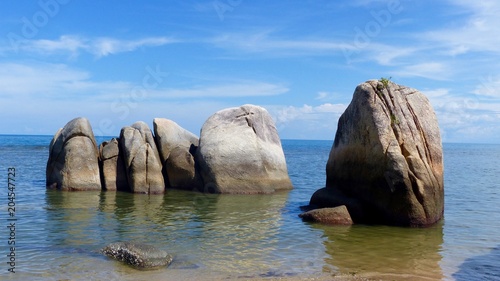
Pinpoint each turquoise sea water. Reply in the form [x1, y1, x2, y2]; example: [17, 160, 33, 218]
[0, 135, 499, 280]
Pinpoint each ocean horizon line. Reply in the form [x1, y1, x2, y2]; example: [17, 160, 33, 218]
[0, 133, 499, 145]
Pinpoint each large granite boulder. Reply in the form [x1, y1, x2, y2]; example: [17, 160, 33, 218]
[153, 118, 201, 190]
[311, 80, 444, 227]
[46, 117, 101, 191]
[196, 104, 293, 194]
[102, 242, 173, 270]
[120, 122, 165, 194]
[99, 138, 129, 191]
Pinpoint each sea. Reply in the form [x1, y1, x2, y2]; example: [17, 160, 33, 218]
[0, 135, 499, 281]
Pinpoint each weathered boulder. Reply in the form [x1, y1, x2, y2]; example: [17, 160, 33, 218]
[99, 138, 129, 191]
[46, 117, 101, 191]
[102, 242, 173, 270]
[311, 80, 444, 227]
[120, 122, 165, 194]
[196, 104, 293, 194]
[299, 205, 353, 225]
[153, 118, 201, 190]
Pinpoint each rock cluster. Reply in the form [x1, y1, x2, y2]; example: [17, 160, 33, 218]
[305, 80, 444, 227]
[46, 104, 292, 194]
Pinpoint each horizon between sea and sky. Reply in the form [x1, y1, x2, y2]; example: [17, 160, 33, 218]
[0, 1, 499, 143]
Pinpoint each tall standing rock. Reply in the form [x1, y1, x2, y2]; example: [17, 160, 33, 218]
[311, 80, 444, 227]
[99, 138, 129, 192]
[46, 117, 101, 191]
[120, 122, 165, 194]
[196, 104, 293, 194]
[153, 118, 201, 190]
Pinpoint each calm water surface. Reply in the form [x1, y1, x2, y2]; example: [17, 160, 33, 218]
[0, 135, 499, 280]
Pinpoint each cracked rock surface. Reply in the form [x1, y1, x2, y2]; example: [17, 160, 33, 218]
[153, 118, 201, 191]
[99, 138, 129, 191]
[120, 122, 165, 194]
[311, 80, 444, 227]
[196, 104, 292, 194]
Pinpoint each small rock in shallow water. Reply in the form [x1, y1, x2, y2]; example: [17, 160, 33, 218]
[102, 242, 173, 270]
[299, 205, 353, 225]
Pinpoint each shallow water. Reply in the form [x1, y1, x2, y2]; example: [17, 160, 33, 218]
[0, 136, 499, 280]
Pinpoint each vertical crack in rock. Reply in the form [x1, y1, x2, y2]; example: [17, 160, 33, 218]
[371, 84, 390, 119]
[406, 100, 432, 169]
[245, 116, 257, 135]
[377, 83, 430, 216]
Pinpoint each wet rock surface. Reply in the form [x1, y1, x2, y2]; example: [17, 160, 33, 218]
[102, 242, 173, 270]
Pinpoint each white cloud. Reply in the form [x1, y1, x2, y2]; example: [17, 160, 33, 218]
[265, 103, 347, 140]
[425, 1, 500, 54]
[90, 37, 174, 57]
[29, 35, 86, 55]
[156, 82, 289, 98]
[0, 62, 290, 135]
[369, 44, 418, 66]
[269, 103, 347, 125]
[0, 62, 131, 100]
[315, 91, 347, 102]
[210, 31, 355, 55]
[5, 35, 176, 58]
[419, 87, 500, 143]
[393, 62, 450, 80]
[474, 75, 500, 98]
[0, 62, 288, 102]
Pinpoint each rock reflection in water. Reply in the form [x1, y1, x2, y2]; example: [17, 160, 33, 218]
[314, 222, 444, 280]
[44, 189, 290, 278]
[45, 190, 103, 247]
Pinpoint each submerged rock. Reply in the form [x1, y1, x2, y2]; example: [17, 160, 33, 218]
[196, 104, 293, 194]
[299, 205, 353, 225]
[153, 118, 201, 190]
[120, 122, 165, 194]
[311, 80, 444, 227]
[102, 242, 173, 270]
[46, 117, 101, 191]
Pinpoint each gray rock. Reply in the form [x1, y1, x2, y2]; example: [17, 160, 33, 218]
[120, 122, 165, 194]
[102, 242, 173, 270]
[153, 118, 201, 190]
[99, 138, 129, 191]
[196, 104, 293, 194]
[313, 80, 444, 227]
[46, 117, 101, 191]
[310, 187, 365, 222]
[299, 205, 353, 225]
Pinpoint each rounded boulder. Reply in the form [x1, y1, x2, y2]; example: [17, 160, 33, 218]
[196, 104, 292, 194]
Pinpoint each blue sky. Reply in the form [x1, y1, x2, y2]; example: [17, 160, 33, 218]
[1, 0, 499, 143]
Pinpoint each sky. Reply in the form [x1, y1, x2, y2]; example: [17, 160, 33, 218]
[0, 0, 499, 143]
